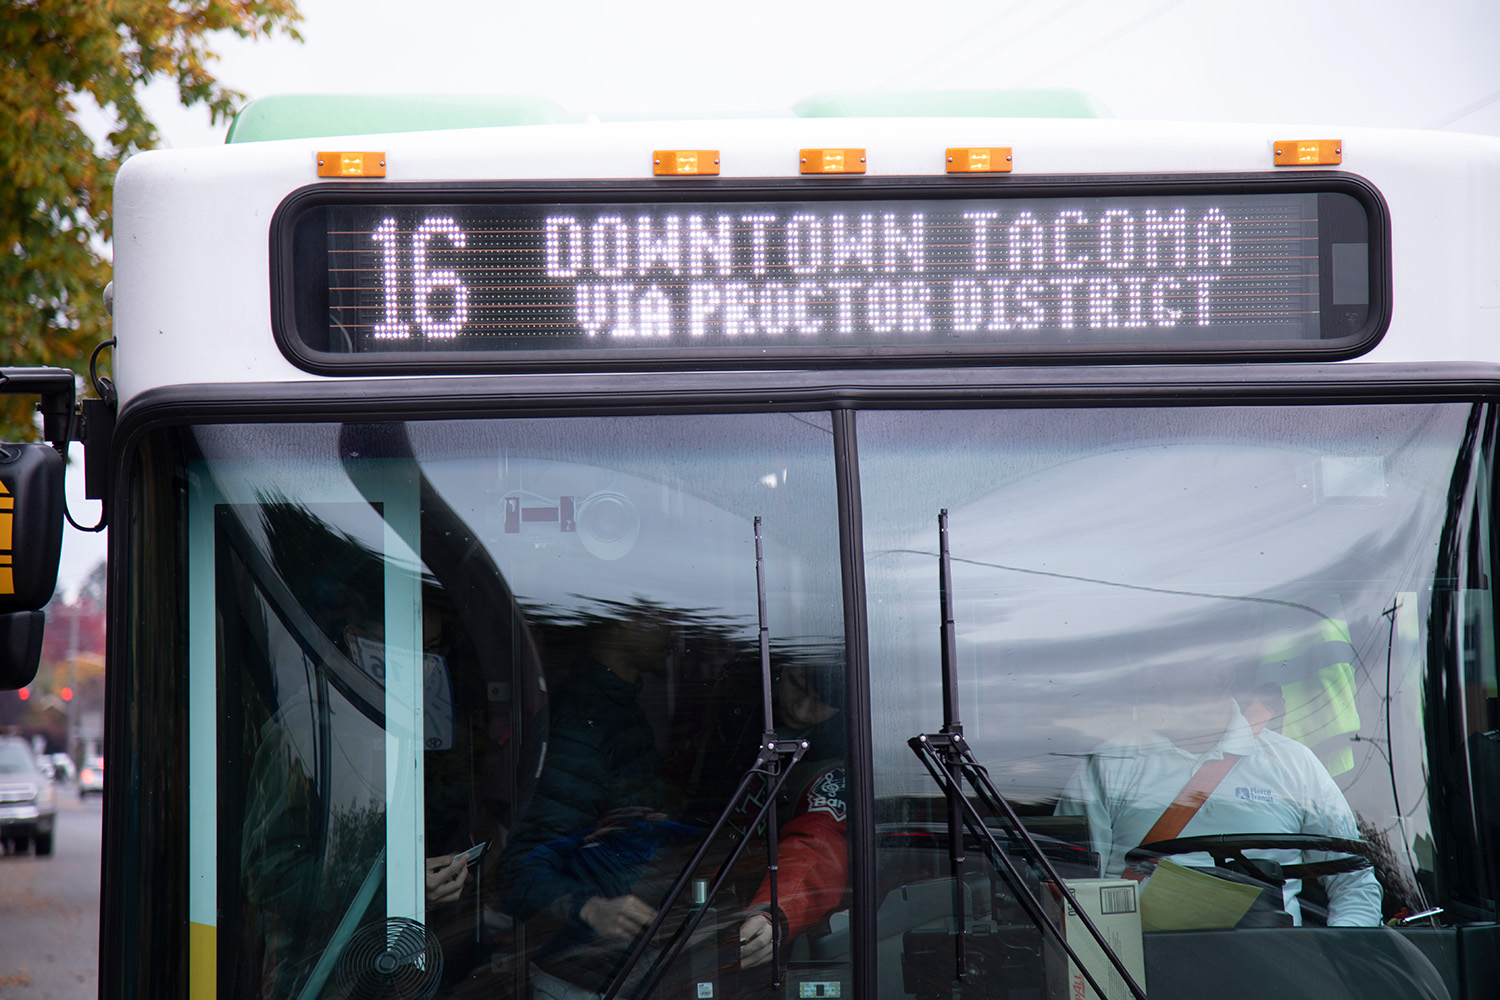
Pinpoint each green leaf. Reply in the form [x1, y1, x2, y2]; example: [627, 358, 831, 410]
[0, 0, 302, 439]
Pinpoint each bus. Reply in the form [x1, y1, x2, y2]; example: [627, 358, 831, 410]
[7, 91, 1500, 1000]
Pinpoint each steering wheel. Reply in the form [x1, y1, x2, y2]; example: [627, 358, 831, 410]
[1124, 833, 1373, 883]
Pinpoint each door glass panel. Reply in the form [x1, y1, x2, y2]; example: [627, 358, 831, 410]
[859, 404, 1494, 1000]
[184, 412, 849, 999]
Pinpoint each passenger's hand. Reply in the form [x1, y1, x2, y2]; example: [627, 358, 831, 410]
[425, 854, 468, 905]
[739, 911, 774, 969]
[579, 894, 657, 941]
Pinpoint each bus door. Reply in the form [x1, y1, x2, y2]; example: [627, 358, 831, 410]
[191, 428, 434, 998]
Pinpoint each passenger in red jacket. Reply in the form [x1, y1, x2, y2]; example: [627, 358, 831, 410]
[738, 662, 848, 969]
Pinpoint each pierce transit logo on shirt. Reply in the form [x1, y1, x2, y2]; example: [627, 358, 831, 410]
[1234, 785, 1275, 804]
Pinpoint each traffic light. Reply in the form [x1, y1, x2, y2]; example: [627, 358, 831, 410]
[59, 686, 72, 701]
[17, 686, 27, 701]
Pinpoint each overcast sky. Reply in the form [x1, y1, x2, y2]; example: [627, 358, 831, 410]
[139, 0, 1500, 146]
[54, 0, 1500, 597]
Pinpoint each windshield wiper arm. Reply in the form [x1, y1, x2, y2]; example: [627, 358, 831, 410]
[601, 517, 806, 1000]
[909, 510, 1147, 1000]
[908, 734, 1148, 1000]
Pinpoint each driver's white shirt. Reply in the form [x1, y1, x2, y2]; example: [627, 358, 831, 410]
[1054, 704, 1383, 927]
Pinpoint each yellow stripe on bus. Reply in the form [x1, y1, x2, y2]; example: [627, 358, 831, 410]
[190, 922, 216, 999]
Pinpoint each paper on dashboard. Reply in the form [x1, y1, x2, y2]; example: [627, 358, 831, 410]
[1138, 858, 1263, 931]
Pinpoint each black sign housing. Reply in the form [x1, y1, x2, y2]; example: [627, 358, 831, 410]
[272, 174, 1388, 373]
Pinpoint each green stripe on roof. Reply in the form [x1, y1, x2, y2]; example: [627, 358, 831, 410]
[793, 89, 1111, 119]
[225, 94, 580, 143]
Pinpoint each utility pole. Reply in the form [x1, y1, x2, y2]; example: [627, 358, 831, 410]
[67, 601, 78, 759]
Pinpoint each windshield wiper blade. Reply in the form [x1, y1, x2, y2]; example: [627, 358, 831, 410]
[601, 517, 806, 1000]
[909, 510, 1148, 1000]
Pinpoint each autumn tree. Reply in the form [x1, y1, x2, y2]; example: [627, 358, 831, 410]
[1, 0, 301, 438]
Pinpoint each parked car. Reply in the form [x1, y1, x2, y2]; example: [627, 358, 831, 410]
[0, 737, 56, 855]
[78, 756, 104, 798]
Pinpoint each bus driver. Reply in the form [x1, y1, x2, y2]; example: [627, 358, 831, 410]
[1054, 659, 1382, 927]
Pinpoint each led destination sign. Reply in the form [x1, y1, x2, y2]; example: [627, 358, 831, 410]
[286, 186, 1377, 365]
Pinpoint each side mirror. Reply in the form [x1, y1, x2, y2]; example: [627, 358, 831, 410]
[0, 366, 80, 692]
[0, 443, 64, 613]
[0, 443, 64, 690]
[0, 611, 44, 689]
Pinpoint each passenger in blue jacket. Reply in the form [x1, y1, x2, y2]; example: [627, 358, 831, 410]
[497, 614, 688, 1000]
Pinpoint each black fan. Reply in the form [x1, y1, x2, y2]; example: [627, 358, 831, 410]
[335, 917, 444, 1000]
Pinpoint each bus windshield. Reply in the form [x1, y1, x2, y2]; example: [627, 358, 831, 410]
[861, 402, 1495, 1000]
[125, 399, 1497, 1000]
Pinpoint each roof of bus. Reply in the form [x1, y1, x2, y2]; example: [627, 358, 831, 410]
[225, 89, 1110, 143]
[110, 115, 1500, 406]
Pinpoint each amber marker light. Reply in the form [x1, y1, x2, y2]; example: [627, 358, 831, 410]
[653, 150, 720, 176]
[317, 152, 388, 178]
[1274, 139, 1342, 166]
[946, 147, 1013, 173]
[800, 148, 867, 174]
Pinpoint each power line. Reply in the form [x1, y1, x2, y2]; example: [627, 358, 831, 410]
[878, 0, 1079, 89]
[883, 0, 1196, 93]
[1427, 88, 1500, 129]
[1020, 0, 1193, 86]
